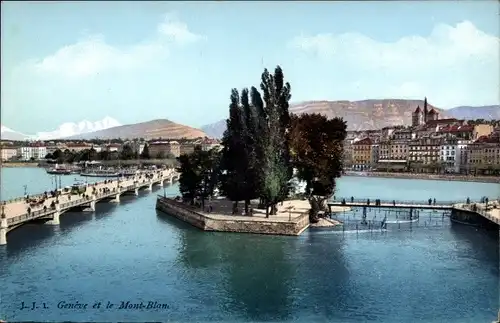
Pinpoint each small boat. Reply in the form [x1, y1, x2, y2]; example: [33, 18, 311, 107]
[46, 164, 71, 175]
[120, 169, 139, 176]
[80, 170, 120, 177]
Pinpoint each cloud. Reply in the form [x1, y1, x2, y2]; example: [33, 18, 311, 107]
[289, 21, 500, 106]
[23, 13, 204, 79]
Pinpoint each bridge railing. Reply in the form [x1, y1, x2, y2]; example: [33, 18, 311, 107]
[8, 206, 57, 226]
[1, 170, 167, 205]
[121, 185, 136, 192]
[331, 197, 481, 206]
[2, 193, 47, 204]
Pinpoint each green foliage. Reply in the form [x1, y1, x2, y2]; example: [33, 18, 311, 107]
[119, 144, 135, 160]
[177, 65, 345, 220]
[220, 88, 248, 203]
[177, 147, 221, 205]
[289, 113, 347, 221]
[140, 144, 150, 159]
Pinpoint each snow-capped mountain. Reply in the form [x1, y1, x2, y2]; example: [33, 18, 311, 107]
[1, 117, 122, 141]
[35, 116, 122, 140]
[1, 125, 32, 141]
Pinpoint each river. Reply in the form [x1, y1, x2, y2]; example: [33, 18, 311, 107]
[0, 167, 498, 322]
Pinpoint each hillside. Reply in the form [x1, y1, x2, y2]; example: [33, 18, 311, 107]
[201, 120, 227, 139]
[446, 105, 500, 121]
[1, 125, 31, 141]
[65, 119, 207, 140]
[202, 99, 450, 137]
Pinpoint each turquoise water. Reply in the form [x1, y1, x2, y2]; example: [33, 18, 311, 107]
[0, 167, 498, 322]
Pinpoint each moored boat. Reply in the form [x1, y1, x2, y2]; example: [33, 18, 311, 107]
[46, 164, 72, 175]
[80, 170, 120, 177]
[47, 168, 72, 175]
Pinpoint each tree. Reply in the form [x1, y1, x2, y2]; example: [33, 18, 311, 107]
[219, 88, 248, 214]
[120, 144, 135, 160]
[177, 147, 221, 206]
[156, 151, 166, 159]
[88, 147, 97, 161]
[52, 149, 64, 163]
[44, 153, 54, 159]
[289, 113, 347, 222]
[257, 67, 293, 216]
[140, 144, 150, 159]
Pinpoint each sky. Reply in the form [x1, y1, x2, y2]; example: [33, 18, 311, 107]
[1, 1, 499, 134]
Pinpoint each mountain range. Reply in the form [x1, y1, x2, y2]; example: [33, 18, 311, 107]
[1, 100, 498, 141]
[1, 117, 122, 141]
[64, 119, 207, 140]
[201, 100, 500, 138]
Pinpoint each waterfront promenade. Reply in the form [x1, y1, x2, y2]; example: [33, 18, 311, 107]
[0, 169, 180, 245]
[344, 170, 500, 184]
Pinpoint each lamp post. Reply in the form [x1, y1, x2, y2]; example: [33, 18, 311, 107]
[23, 185, 28, 196]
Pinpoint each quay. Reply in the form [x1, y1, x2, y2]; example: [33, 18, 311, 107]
[329, 198, 500, 228]
[0, 169, 180, 245]
[156, 196, 311, 236]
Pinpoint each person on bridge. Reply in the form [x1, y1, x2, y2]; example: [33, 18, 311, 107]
[428, 198, 432, 205]
[433, 198, 436, 205]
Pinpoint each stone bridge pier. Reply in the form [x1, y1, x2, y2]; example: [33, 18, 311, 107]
[46, 205, 60, 225]
[84, 199, 97, 212]
[0, 216, 7, 245]
[111, 193, 121, 203]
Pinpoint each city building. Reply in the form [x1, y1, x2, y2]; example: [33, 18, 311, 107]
[200, 138, 222, 151]
[149, 141, 180, 158]
[377, 139, 409, 171]
[411, 97, 439, 127]
[351, 138, 372, 170]
[180, 141, 201, 156]
[1, 147, 18, 161]
[467, 134, 500, 174]
[408, 136, 444, 172]
[17, 146, 47, 160]
[105, 143, 121, 152]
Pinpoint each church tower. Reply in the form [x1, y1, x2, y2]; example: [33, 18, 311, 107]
[412, 106, 424, 127]
[423, 97, 428, 123]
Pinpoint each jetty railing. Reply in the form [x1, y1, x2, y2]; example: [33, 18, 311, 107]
[454, 202, 500, 222]
[331, 198, 483, 206]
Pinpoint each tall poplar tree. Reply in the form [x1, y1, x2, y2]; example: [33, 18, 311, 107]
[220, 89, 247, 213]
[258, 67, 292, 216]
[240, 88, 260, 213]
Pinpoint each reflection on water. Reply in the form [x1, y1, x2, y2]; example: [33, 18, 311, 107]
[0, 168, 498, 322]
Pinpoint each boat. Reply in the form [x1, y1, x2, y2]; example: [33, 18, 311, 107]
[80, 170, 120, 177]
[120, 169, 139, 176]
[46, 164, 72, 175]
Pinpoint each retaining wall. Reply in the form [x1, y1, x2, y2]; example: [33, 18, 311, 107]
[156, 196, 310, 236]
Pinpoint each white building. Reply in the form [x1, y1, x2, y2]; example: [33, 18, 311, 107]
[440, 140, 470, 173]
[17, 146, 47, 161]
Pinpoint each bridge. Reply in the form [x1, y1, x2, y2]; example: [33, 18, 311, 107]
[328, 197, 500, 227]
[0, 169, 180, 245]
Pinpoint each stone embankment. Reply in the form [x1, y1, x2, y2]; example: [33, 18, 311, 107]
[344, 171, 500, 184]
[1, 162, 39, 168]
[310, 218, 342, 227]
[156, 197, 311, 236]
